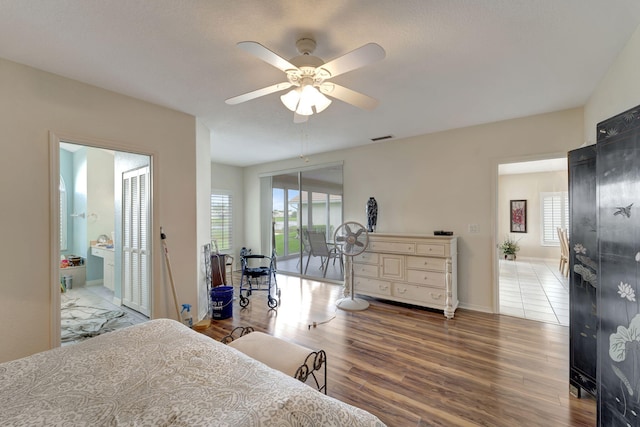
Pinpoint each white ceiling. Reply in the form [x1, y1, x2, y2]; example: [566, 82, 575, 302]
[2, 1, 640, 167]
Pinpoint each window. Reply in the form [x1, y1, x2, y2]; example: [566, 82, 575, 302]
[541, 191, 569, 246]
[211, 193, 233, 251]
[60, 176, 67, 251]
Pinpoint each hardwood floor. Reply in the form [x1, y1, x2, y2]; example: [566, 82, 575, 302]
[199, 274, 595, 426]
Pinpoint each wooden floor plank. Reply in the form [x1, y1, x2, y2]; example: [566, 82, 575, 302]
[199, 274, 596, 426]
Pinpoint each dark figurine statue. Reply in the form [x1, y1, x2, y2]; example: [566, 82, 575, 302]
[366, 197, 378, 232]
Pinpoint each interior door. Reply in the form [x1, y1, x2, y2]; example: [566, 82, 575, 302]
[122, 166, 150, 315]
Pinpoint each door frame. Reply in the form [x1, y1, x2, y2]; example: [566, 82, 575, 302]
[49, 131, 154, 348]
[491, 151, 568, 315]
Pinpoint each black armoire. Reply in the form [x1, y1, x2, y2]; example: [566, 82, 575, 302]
[596, 105, 640, 426]
[568, 144, 597, 399]
[570, 105, 640, 426]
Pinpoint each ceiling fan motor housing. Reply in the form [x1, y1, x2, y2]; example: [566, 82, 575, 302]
[295, 37, 316, 55]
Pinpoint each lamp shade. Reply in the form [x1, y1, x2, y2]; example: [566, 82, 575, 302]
[312, 90, 332, 113]
[280, 88, 301, 112]
[280, 84, 332, 116]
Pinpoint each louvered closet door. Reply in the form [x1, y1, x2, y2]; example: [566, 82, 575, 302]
[122, 166, 150, 316]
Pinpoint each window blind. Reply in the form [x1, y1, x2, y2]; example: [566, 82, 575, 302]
[541, 191, 569, 246]
[211, 193, 233, 251]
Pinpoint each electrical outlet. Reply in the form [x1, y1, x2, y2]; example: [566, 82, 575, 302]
[468, 224, 479, 233]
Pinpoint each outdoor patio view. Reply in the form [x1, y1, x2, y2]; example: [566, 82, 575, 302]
[271, 166, 344, 281]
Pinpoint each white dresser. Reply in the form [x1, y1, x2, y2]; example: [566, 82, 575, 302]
[353, 233, 458, 319]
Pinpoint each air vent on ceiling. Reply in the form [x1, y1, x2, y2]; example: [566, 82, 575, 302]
[370, 135, 393, 142]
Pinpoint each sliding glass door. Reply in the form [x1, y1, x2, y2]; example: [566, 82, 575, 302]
[270, 164, 343, 281]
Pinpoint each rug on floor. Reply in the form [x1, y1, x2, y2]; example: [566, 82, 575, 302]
[61, 290, 136, 343]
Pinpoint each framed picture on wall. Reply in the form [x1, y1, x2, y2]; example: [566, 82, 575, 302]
[510, 199, 527, 233]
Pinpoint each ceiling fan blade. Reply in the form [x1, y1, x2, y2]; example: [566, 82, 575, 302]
[237, 41, 299, 73]
[319, 83, 379, 111]
[225, 82, 292, 105]
[293, 113, 308, 123]
[317, 43, 385, 78]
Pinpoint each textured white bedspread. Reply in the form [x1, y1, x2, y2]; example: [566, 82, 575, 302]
[0, 319, 385, 426]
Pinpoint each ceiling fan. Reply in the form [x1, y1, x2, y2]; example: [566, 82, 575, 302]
[225, 38, 385, 123]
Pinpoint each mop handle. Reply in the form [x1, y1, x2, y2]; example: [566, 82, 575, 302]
[161, 227, 181, 320]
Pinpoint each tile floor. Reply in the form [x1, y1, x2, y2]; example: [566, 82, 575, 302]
[499, 257, 569, 326]
[84, 284, 150, 323]
[61, 284, 149, 345]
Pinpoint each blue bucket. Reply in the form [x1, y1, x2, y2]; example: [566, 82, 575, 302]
[210, 286, 233, 319]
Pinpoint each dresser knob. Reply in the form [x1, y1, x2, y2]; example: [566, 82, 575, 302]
[430, 293, 442, 300]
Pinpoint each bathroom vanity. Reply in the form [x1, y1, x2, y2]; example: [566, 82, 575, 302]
[91, 246, 115, 291]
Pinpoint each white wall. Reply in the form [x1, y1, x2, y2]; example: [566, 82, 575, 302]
[86, 147, 115, 283]
[0, 57, 200, 362]
[585, 24, 640, 141]
[196, 120, 212, 320]
[498, 171, 568, 259]
[243, 108, 584, 313]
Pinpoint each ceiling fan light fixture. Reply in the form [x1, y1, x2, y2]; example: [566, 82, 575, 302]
[313, 91, 332, 113]
[295, 88, 315, 115]
[285, 85, 332, 116]
[280, 88, 301, 112]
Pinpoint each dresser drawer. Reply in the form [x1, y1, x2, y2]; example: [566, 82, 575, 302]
[353, 263, 379, 278]
[92, 246, 114, 261]
[406, 269, 446, 288]
[406, 256, 447, 272]
[92, 247, 107, 258]
[415, 243, 446, 257]
[354, 277, 391, 296]
[369, 241, 415, 254]
[393, 283, 446, 307]
[354, 252, 378, 265]
[380, 254, 404, 281]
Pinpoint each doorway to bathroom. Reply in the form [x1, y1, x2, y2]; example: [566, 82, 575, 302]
[55, 138, 151, 345]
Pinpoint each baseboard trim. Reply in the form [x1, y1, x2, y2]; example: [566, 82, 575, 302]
[112, 297, 122, 306]
[458, 302, 494, 313]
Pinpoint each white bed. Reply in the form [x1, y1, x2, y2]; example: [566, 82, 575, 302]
[0, 319, 385, 426]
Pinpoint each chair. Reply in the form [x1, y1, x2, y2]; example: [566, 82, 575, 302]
[304, 230, 343, 278]
[557, 227, 569, 277]
[296, 228, 311, 270]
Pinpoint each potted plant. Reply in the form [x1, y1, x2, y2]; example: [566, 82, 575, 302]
[499, 236, 520, 260]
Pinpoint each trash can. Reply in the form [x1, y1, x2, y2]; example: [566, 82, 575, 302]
[63, 275, 72, 290]
[210, 286, 233, 319]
